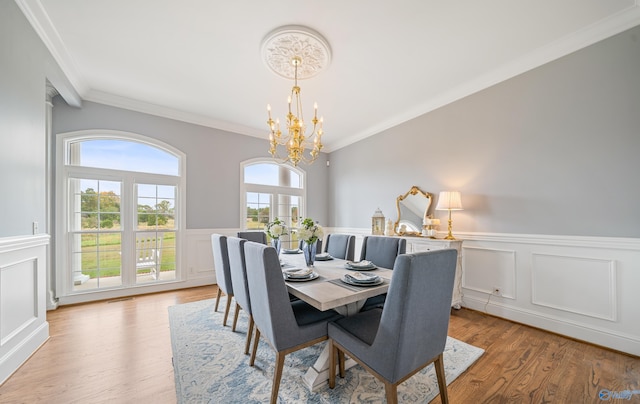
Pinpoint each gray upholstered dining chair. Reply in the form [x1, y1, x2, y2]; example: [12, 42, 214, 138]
[324, 233, 356, 261]
[211, 234, 234, 326]
[227, 236, 254, 354]
[359, 235, 407, 310]
[328, 249, 458, 404]
[237, 231, 267, 245]
[359, 235, 406, 269]
[243, 241, 343, 404]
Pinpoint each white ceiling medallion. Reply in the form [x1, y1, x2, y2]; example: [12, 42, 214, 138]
[261, 25, 332, 80]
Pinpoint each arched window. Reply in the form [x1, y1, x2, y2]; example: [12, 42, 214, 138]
[240, 159, 306, 249]
[56, 130, 185, 300]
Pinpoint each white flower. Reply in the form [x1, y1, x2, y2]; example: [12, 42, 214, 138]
[298, 228, 312, 241]
[265, 218, 288, 239]
[270, 224, 284, 237]
[314, 225, 324, 240]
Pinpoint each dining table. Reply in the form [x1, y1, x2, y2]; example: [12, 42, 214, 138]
[279, 249, 394, 391]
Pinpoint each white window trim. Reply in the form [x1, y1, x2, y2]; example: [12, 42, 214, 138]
[55, 130, 186, 302]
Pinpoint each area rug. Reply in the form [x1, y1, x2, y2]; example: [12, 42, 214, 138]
[169, 298, 484, 403]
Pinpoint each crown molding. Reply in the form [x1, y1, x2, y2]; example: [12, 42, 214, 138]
[84, 90, 266, 139]
[16, 0, 88, 98]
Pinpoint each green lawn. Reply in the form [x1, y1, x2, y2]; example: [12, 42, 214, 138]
[80, 232, 176, 278]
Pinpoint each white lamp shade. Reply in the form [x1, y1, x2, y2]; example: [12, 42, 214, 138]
[436, 191, 463, 211]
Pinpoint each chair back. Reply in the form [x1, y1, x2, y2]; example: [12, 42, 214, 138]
[324, 234, 356, 261]
[359, 236, 406, 269]
[243, 241, 302, 350]
[135, 232, 163, 275]
[211, 234, 233, 295]
[237, 231, 267, 245]
[375, 249, 457, 382]
[227, 237, 250, 314]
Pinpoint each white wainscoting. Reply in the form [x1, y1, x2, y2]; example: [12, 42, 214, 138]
[0, 235, 50, 384]
[457, 232, 640, 356]
[327, 228, 640, 356]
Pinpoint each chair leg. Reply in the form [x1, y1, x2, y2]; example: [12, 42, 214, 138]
[223, 294, 233, 326]
[384, 381, 398, 404]
[434, 353, 449, 404]
[270, 351, 286, 404]
[244, 315, 254, 355]
[232, 303, 241, 332]
[329, 340, 336, 389]
[249, 328, 260, 367]
[214, 288, 222, 312]
[338, 349, 345, 378]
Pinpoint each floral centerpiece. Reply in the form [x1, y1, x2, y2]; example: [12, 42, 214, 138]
[297, 218, 324, 266]
[265, 217, 288, 255]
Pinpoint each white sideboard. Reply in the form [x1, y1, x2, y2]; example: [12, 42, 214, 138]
[401, 237, 463, 309]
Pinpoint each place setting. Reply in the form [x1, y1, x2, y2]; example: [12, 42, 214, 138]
[344, 260, 377, 271]
[315, 252, 333, 261]
[340, 271, 383, 287]
[282, 267, 319, 282]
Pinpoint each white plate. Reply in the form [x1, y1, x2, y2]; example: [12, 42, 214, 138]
[344, 273, 380, 284]
[344, 263, 377, 271]
[341, 275, 383, 287]
[282, 249, 302, 254]
[284, 272, 319, 282]
[315, 253, 333, 261]
[283, 268, 313, 278]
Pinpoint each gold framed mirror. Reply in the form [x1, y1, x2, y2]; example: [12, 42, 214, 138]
[394, 186, 433, 236]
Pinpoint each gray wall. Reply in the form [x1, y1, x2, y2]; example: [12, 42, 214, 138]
[328, 25, 640, 238]
[0, 1, 71, 238]
[52, 100, 330, 229]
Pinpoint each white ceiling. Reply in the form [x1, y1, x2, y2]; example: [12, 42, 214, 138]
[18, 0, 640, 152]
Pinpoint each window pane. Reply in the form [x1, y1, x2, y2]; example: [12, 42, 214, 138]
[277, 195, 301, 249]
[245, 192, 270, 230]
[72, 232, 122, 291]
[70, 139, 179, 176]
[70, 179, 121, 231]
[137, 184, 176, 230]
[245, 163, 279, 185]
[135, 231, 176, 284]
[244, 163, 301, 188]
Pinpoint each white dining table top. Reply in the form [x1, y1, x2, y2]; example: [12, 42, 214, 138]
[279, 252, 393, 312]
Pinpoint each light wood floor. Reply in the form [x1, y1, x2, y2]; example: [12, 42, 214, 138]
[0, 286, 638, 403]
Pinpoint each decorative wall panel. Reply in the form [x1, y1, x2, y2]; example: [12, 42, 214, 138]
[531, 253, 616, 321]
[463, 247, 516, 299]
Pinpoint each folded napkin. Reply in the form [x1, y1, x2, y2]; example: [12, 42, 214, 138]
[345, 272, 379, 282]
[284, 267, 313, 277]
[346, 260, 374, 268]
[316, 252, 330, 258]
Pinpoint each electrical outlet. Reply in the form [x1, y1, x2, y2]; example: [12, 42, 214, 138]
[33, 221, 39, 235]
[492, 286, 501, 296]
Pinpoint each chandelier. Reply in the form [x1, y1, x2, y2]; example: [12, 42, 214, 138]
[262, 26, 331, 166]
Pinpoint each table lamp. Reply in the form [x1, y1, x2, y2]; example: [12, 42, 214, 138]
[435, 191, 463, 240]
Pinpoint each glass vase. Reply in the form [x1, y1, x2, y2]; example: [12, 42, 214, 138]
[302, 240, 317, 267]
[271, 238, 281, 256]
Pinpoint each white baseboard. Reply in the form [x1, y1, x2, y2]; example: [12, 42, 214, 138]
[0, 322, 49, 385]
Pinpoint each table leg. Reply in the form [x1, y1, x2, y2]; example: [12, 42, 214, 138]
[302, 300, 364, 391]
[302, 342, 358, 391]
